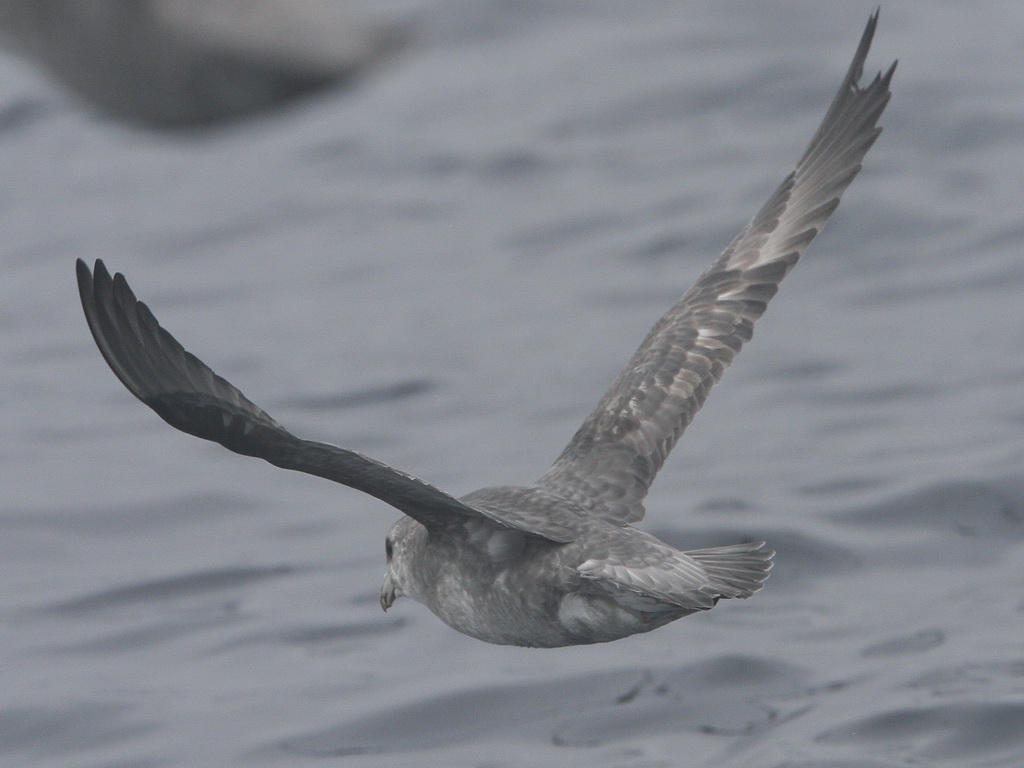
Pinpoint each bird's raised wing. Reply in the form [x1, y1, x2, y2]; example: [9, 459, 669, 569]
[537, 11, 896, 524]
[77, 259, 576, 542]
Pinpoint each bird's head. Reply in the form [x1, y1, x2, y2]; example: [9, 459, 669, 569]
[379, 517, 421, 611]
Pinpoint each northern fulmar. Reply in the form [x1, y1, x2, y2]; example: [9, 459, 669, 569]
[76, 12, 894, 647]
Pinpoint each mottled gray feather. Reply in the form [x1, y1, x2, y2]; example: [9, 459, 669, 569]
[538, 11, 896, 524]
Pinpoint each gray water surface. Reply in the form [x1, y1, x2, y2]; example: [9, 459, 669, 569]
[3, 2, 1024, 767]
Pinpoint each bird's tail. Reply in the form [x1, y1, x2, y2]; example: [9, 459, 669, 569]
[687, 541, 774, 599]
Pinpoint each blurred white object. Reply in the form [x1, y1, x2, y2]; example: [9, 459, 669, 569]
[0, 0, 404, 126]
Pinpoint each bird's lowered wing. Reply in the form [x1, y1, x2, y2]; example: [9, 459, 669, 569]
[77, 259, 576, 542]
[537, 11, 896, 524]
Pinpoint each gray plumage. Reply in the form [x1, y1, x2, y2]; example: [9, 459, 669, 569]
[76, 12, 894, 647]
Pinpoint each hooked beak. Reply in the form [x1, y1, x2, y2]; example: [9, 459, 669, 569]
[380, 572, 397, 612]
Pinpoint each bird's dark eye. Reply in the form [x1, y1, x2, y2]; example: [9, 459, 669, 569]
[385, 538, 394, 561]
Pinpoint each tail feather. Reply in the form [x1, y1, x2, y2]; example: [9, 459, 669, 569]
[687, 541, 774, 598]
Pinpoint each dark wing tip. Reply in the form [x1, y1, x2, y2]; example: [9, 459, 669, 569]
[76, 258, 287, 444]
[859, 10, 898, 94]
[842, 8, 880, 88]
[77, 257, 144, 402]
[882, 58, 899, 85]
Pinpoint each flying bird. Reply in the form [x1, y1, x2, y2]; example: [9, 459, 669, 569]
[77, 12, 894, 647]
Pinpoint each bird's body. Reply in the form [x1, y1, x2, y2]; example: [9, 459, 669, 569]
[76, 13, 895, 647]
[385, 488, 769, 646]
